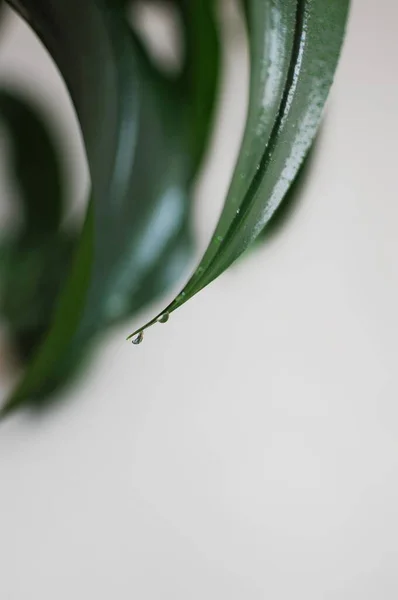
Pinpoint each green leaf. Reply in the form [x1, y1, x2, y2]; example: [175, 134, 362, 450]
[0, 235, 76, 361]
[1, 0, 220, 412]
[0, 89, 64, 238]
[103, 0, 220, 322]
[128, 0, 350, 340]
[178, 0, 220, 175]
[1, 0, 141, 412]
[255, 135, 319, 251]
[0, 90, 75, 366]
[0, 0, 348, 413]
[98, 41, 194, 328]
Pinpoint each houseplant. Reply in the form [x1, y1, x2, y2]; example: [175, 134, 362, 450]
[0, 0, 350, 415]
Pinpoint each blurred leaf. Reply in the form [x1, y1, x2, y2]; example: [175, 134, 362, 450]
[1, 0, 221, 413]
[0, 234, 75, 361]
[0, 0, 6, 30]
[126, 0, 220, 178]
[178, 0, 220, 175]
[128, 0, 350, 340]
[0, 90, 75, 368]
[0, 0, 142, 413]
[0, 90, 64, 238]
[0, 0, 349, 414]
[103, 0, 220, 321]
[98, 34, 194, 329]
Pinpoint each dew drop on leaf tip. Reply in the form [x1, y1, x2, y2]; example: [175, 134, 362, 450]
[132, 331, 144, 345]
[157, 312, 169, 324]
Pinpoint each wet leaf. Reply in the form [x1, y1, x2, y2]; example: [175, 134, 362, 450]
[128, 0, 350, 340]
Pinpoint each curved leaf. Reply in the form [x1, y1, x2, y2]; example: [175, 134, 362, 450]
[0, 89, 64, 238]
[0, 234, 75, 360]
[0, 90, 74, 367]
[1, 0, 220, 412]
[1, 0, 140, 412]
[0, 0, 348, 412]
[178, 0, 220, 175]
[128, 0, 350, 340]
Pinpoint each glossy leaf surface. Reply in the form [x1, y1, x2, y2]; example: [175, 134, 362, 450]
[128, 0, 350, 340]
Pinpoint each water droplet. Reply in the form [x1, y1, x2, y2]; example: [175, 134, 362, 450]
[132, 331, 144, 345]
[157, 312, 169, 324]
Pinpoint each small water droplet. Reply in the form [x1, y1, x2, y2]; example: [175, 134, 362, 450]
[157, 312, 169, 324]
[132, 331, 144, 345]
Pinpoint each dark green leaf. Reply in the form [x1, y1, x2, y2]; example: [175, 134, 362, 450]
[0, 89, 64, 238]
[0, 235, 75, 362]
[1, 0, 142, 412]
[0, 0, 349, 414]
[0, 90, 74, 368]
[2, 0, 220, 412]
[128, 0, 350, 340]
[178, 0, 220, 175]
[256, 134, 319, 244]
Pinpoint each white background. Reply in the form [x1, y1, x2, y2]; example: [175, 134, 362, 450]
[1, 1, 398, 598]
